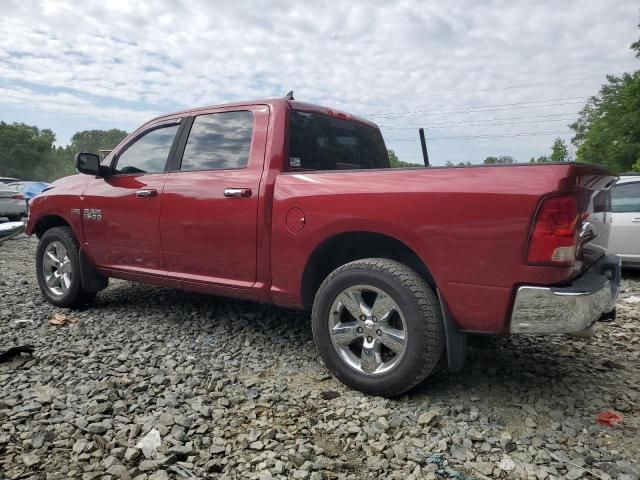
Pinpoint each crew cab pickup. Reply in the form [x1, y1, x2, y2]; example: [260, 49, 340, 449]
[26, 97, 620, 396]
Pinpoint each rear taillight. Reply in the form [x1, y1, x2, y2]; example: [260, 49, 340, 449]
[526, 194, 579, 266]
[12, 194, 25, 200]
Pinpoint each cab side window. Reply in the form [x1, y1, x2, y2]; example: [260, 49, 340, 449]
[180, 111, 254, 171]
[114, 124, 179, 175]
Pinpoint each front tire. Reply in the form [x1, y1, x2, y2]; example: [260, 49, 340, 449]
[36, 226, 96, 308]
[312, 258, 444, 397]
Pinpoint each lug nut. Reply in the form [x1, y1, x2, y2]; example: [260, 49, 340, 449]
[357, 327, 363, 333]
[376, 329, 382, 336]
[367, 336, 373, 342]
[360, 315, 366, 321]
[372, 317, 378, 323]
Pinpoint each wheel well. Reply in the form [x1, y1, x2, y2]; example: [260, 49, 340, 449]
[34, 215, 70, 238]
[301, 231, 435, 309]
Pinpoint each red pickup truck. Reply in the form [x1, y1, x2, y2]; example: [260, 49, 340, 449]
[26, 97, 620, 396]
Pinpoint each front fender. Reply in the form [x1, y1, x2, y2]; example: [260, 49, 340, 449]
[26, 174, 91, 240]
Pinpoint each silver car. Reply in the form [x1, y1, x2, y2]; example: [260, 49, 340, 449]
[608, 174, 640, 268]
[0, 184, 27, 221]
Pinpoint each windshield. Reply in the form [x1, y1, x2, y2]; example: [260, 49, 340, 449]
[288, 110, 390, 171]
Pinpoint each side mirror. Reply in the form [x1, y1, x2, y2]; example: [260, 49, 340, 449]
[75, 152, 108, 177]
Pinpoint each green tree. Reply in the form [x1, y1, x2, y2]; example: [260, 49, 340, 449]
[0, 122, 58, 181]
[483, 155, 515, 164]
[388, 149, 419, 168]
[0, 124, 129, 181]
[570, 27, 640, 173]
[70, 129, 128, 155]
[631, 23, 639, 57]
[570, 72, 640, 172]
[549, 137, 570, 162]
[50, 146, 76, 179]
[529, 155, 550, 163]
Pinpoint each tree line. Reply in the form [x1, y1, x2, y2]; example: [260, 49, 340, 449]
[474, 137, 570, 166]
[0, 125, 128, 182]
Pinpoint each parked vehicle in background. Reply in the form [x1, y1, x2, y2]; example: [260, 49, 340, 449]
[0, 184, 27, 221]
[0, 221, 25, 243]
[25, 97, 620, 396]
[0, 177, 19, 184]
[9, 181, 50, 204]
[609, 174, 640, 268]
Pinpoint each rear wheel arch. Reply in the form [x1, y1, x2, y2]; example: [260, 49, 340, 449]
[301, 231, 436, 310]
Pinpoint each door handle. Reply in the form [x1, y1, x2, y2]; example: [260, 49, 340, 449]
[135, 189, 157, 198]
[224, 188, 252, 198]
[631, 218, 640, 223]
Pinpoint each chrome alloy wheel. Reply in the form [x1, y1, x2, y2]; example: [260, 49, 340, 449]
[42, 241, 72, 296]
[328, 285, 407, 376]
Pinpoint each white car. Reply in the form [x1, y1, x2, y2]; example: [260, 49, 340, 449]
[0, 184, 27, 221]
[609, 174, 640, 268]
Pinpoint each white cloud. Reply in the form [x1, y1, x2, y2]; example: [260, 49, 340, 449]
[0, 0, 638, 163]
[0, 85, 159, 123]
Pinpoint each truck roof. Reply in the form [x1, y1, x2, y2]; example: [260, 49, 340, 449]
[150, 98, 378, 130]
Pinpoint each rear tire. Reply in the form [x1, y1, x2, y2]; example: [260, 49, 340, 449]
[7, 215, 21, 222]
[36, 226, 97, 308]
[311, 258, 444, 397]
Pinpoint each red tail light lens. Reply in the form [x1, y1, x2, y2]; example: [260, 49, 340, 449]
[526, 194, 579, 266]
[12, 194, 25, 200]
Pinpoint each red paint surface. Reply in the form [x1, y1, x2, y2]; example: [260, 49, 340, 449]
[26, 98, 615, 334]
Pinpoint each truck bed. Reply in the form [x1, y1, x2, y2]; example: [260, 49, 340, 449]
[270, 162, 616, 333]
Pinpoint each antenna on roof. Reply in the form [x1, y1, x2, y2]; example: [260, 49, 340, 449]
[284, 90, 294, 100]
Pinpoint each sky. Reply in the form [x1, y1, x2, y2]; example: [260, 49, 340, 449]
[0, 0, 638, 166]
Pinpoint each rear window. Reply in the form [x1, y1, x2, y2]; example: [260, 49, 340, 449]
[612, 182, 640, 213]
[180, 111, 254, 171]
[288, 111, 389, 171]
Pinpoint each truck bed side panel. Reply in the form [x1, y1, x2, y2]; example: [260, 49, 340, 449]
[270, 165, 593, 333]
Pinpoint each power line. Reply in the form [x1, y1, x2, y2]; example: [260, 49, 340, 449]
[380, 117, 576, 130]
[386, 131, 572, 141]
[361, 96, 587, 118]
[375, 111, 580, 128]
[365, 101, 586, 119]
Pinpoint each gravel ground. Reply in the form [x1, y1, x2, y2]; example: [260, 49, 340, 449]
[1, 235, 639, 480]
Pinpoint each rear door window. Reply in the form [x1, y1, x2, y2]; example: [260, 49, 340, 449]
[611, 182, 640, 213]
[288, 111, 389, 171]
[180, 111, 254, 171]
